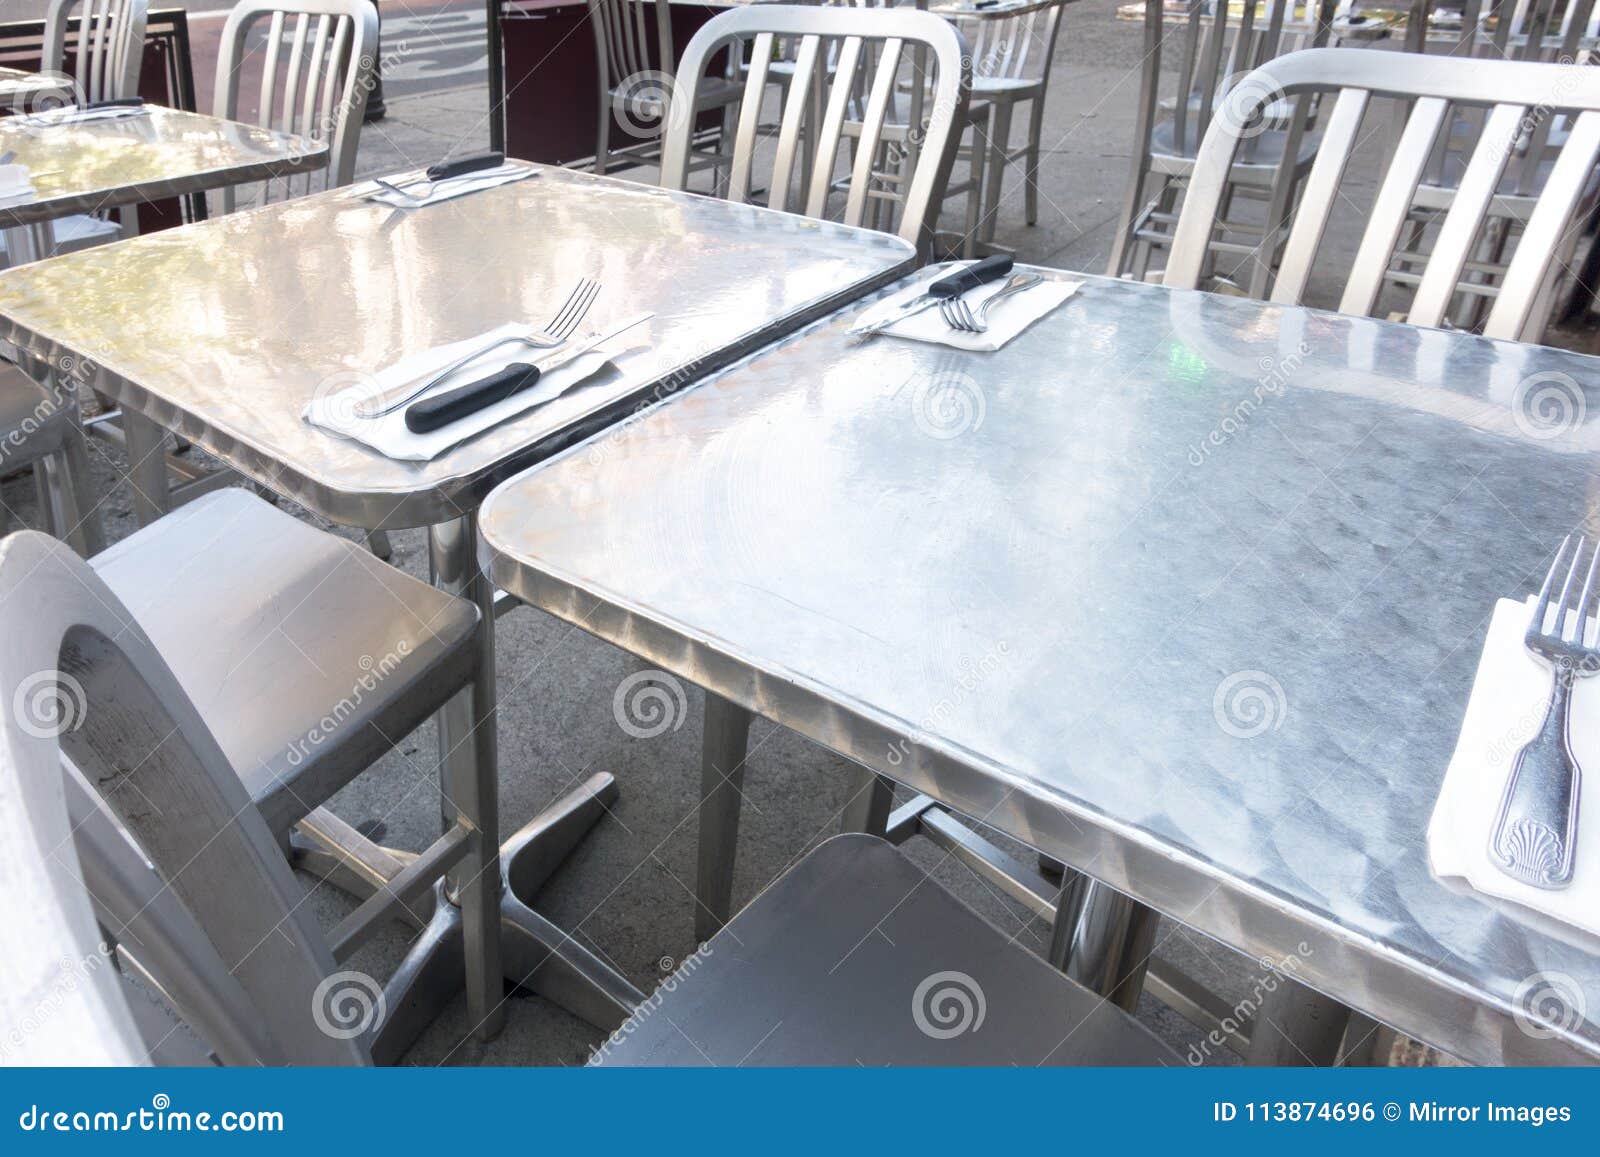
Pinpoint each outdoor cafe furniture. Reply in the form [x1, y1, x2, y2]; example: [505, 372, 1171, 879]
[0, 152, 916, 1060]
[43, 0, 149, 106]
[0, 363, 100, 556]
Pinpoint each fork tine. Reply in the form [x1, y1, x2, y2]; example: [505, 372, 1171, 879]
[1577, 536, 1600, 647]
[1532, 534, 1572, 636]
[939, 299, 959, 330]
[958, 298, 981, 333]
[541, 279, 587, 334]
[556, 280, 600, 339]
[1554, 534, 1586, 641]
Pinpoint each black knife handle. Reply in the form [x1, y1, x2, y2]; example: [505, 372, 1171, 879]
[426, 152, 505, 182]
[83, 97, 145, 110]
[927, 253, 1013, 299]
[405, 362, 540, 433]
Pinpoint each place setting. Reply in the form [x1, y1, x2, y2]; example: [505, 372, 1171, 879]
[846, 253, 1078, 349]
[345, 150, 539, 211]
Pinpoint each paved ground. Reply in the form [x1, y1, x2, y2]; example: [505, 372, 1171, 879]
[6, 1, 1482, 1067]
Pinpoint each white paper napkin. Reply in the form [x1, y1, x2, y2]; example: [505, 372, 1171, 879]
[0, 163, 35, 204]
[355, 163, 537, 209]
[1428, 596, 1600, 941]
[301, 323, 613, 462]
[852, 272, 1079, 351]
[14, 105, 149, 127]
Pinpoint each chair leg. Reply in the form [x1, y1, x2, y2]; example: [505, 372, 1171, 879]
[695, 692, 752, 945]
[980, 101, 1014, 245]
[840, 764, 894, 836]
[45, 424, 105, 557]
[1246, 978, 1354, 1066]
[365, 529, 392, 561]
[1024, 97, 1044, 227]
[121, 408, 171, 527]
[964, 131, 986, 259]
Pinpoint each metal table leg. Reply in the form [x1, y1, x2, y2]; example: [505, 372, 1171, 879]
[841, 764, 895, 836]
[288, 512, 645, 1062]
[1246, 977, 1354, 1066]
[121, 408, 172, 526]
[1047, 871, 1160, 1014]
[695, 692, 752, 944]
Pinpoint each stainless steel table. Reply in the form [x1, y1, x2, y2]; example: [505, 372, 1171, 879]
[0, 106, 324, 231]
[0, 164, 914, 1060]
[480, 265, 1600, 1067]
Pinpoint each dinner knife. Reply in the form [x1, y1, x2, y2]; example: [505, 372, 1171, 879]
[404, 313, 652, 434]
[847, 254, 1014, 338]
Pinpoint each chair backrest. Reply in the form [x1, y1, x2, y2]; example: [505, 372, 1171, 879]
[660, 5, 971, 253]
[213, 0, 378, 209]
[1406, 0, 1599, 60]
[0, 530, 368, 1066]
[1163, 0, 1333, 157]
[1166, 47, 1600, 341]
[950, 0, 1068, 89]
[587, 0, 673, 94]
[43, 0, 149, 104]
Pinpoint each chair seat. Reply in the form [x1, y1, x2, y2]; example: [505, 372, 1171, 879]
[1151, 118, 1321, 172]
[590, 834, 1175, 1066]
[90, 488, 479, 839]
[971, 74, 1043, 100]
[0, 362, 73, 454]
[610, 75, 743, 120]
[0, 213, 122, 264]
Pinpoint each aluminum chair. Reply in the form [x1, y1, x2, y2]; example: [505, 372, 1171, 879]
[0, 486, 512, 1064]
[591, 834, 1174, 1065]
[947, 0, 1070, 245]
[1165, 46, 1600, 341]
[0, 361, 103, 558]
[586, 0, 742, 181]
[1107, 0, 1336, 293]
[0, 521, 379, 1064]
[660, 4, 972, 255]
[213, 0, 378, 211]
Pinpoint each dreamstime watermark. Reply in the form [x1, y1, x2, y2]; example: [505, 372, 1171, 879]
[589, 943, 714, 1062]
[887, 640, 1010, 767]
[1512, 970, 1587, 1040]
[1212, 669, 1286, 739]
[612, 669, 688, 739]
[911, 369, 986, 439]
[912, 970, 986, 1039]
[311, 970, 385, 1040]
[284, 643, 411, 767]
[17, 1095, 283, 1133]
[1, 942, 114, 1060]
[1184, 941, 1314, 1065]
[1512, 371, 1586, 440]
[1216, 70, 1287, 142]
[1188, 342, 1309, 466]
[11, 670, 87, 740]
[4, 71, 82, 118]
[612, 70, 692, 141]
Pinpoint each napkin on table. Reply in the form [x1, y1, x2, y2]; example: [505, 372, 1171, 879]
[1428, 595, 1600, 941]
[851, 271, 1079, 352]
[302, 322, 613, 462]
[0, 163, 35, 204]
[356, 163, 537, 209]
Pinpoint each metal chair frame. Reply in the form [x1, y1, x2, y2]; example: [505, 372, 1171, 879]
[213, 0, 378, 211]
[661, 4, 972, 255]
[1166, 46, 1600, 341]
[0, 528, 368, 1064]
[0, 360, 103, 559]
[43, 0, 148, 104]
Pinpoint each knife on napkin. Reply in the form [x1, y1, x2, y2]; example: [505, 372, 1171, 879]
[404, 313, 651, 433]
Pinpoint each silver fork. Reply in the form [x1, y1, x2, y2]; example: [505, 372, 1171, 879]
[940, 273, 1043, 333]
[1490, 533, 1598, 889]
[354, 278, 600, 419]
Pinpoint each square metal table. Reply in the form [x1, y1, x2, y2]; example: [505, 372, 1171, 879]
[479, 266, 1600, 1067]
[0, 163, 915, 1060]
[0, 105, 325, 231]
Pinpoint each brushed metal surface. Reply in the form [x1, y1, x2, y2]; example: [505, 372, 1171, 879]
[0, 106, 325, 227]
[481, 266, 1600, 1065]
[0, 164, 914, 528]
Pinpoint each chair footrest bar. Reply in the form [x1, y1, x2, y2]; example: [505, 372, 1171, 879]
[328, 823, 474, 963]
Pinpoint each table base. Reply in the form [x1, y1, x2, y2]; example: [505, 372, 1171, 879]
[292, 772, 645, 1064]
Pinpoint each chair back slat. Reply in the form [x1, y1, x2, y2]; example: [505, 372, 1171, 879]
[1487, 107, 1600, 335]
[660, 6, 970, 253]
[1337, 95, 1448, 318]
[1167, 47, 1600, 340]
[768, 34, 823, 214]
[215, 0, 378, 210]
[0, 531, 368, 1066]
[43, 0, 149, 104]
[1270, 86, 1369, 304]
[1408, 102, 1523, 327]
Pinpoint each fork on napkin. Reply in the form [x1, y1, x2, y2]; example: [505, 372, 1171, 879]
[302, 323, 614, 462]
[849, 269, 1079, 352]
[357, 161, 537, 210]
[1428, 594, 1600, 941]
